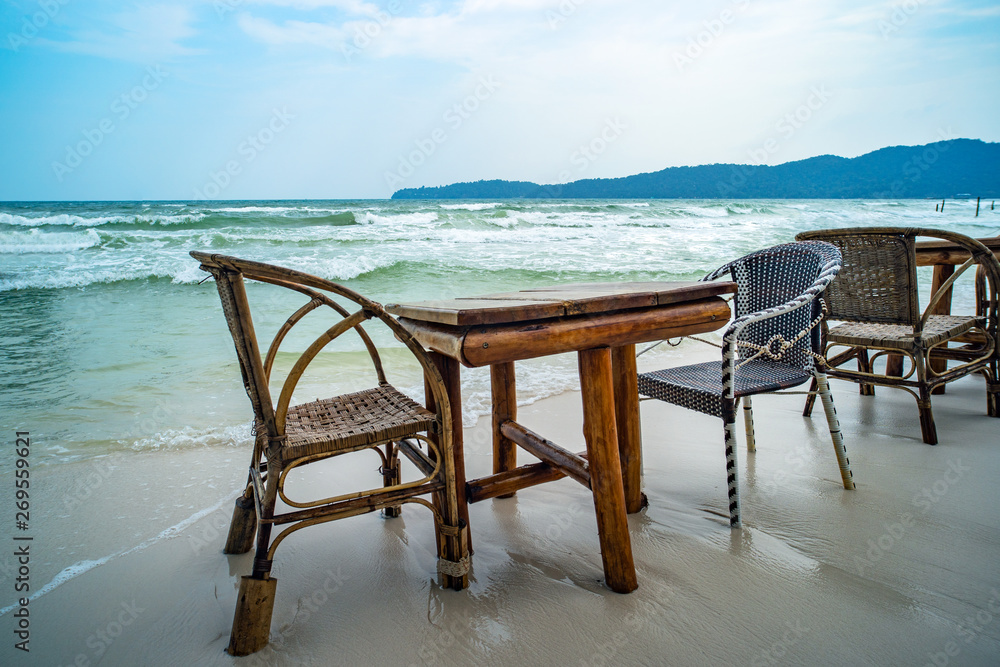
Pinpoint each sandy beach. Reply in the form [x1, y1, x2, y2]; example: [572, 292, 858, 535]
[4, 341, 1000, 667]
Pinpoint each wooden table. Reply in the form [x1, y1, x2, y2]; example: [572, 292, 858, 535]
[386, 281, 736, 593]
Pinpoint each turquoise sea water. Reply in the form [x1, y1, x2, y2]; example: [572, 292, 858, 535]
[1, 198, 997, 469]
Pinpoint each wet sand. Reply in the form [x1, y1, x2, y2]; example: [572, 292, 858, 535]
[4, 352, 1000, 666]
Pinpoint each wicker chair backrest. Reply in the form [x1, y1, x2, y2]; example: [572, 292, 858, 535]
[796, 229, 919, 325]
[706, 241, 838, 370]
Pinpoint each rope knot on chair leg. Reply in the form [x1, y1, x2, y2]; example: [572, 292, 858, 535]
[437, 555, 471, 578]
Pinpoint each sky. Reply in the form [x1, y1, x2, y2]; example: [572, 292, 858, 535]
[1, 0, 998, 200]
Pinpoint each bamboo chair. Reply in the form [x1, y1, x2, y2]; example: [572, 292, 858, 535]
[795, 228, 1000, 445]
[191, 252, 470, 656]
[637, 241, 854, 528]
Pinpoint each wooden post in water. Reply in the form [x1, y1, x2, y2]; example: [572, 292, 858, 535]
[976, 197, 981, 217]
[935, 204, 939, 212]
[941, 199, 945, 212]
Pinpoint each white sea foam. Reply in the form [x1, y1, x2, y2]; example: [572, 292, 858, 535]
[0, 228, 101, 253]
[439, 202, 502, 211]
[126, 423, 252, 451]
[356, 210, 439, 226]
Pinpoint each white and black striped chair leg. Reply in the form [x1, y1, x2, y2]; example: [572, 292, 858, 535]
[722, 397, 742, 528]
[815, 371, 854, 490]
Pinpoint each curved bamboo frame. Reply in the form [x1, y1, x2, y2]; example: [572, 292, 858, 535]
[191, 250, 469, 655]
[277, 433, 442, 509]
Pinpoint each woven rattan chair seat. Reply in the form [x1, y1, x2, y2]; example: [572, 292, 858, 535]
[277, 384, 437, 461]
[639, 360, 813, 418]
[826, 314, 980, 350]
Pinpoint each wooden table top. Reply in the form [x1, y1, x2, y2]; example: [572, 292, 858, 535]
[385, 280, 738, 327]
[915, 236, 1000, 266]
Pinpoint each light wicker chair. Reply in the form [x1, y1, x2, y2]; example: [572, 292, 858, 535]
[795, 228, 1000, 445]
[191, 252, 469, 656]
[638, 241, 855, 528]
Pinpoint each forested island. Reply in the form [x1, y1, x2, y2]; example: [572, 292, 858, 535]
[391, 139, 999, 199]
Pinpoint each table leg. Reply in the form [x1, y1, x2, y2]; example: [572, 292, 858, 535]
[429, 352, 472, 555]
[578, 347, 638, 594]
[611, 345, 645, 513]
[491, 362, 518, 498]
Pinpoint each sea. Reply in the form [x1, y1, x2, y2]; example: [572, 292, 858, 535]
[0, 198, 997, 605]
[3, 198, 997, 464]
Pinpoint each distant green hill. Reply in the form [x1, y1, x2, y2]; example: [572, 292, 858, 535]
[391, 139, 1000, 199]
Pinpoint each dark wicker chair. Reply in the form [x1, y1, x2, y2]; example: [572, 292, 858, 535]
[638, 241, 855, 528]
[795, 228, 1000, 445]
[191, 252, 470, 656]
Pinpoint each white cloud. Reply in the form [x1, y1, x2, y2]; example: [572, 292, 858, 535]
[40, 4, 201, 61]
[245, 0, 382, 15]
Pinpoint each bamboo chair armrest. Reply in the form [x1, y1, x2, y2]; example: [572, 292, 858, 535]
[912, 229, 1000, 331]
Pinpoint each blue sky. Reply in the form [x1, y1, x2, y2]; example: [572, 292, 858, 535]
[1, 0, 998, 200]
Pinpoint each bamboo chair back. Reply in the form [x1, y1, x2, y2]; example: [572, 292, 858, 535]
[191, 252, 451, 445]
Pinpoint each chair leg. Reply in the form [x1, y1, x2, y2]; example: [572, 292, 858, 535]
[802, 377, 818, 417]
[742, 397, 756, 453]
[224, 487, 257, 555]
[382, 443, 402, 518]
[814, 371, 854, 490]
[229, 458, 280, 656]
[857, 349, 875, 396]
[228, 575, 278, 656]
[917, 385, 939, 445]
[723, 399, 741, 528]
[987, 360, 999, 418]
[432, 470, 470, 591]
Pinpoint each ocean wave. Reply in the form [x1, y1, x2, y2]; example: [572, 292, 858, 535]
[0, 228, 102, 254]
[0, 211, 209, 228]
[439, 202, 502, 211]
[126, 423, 252, 451]
[356, 210, 439, 226]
